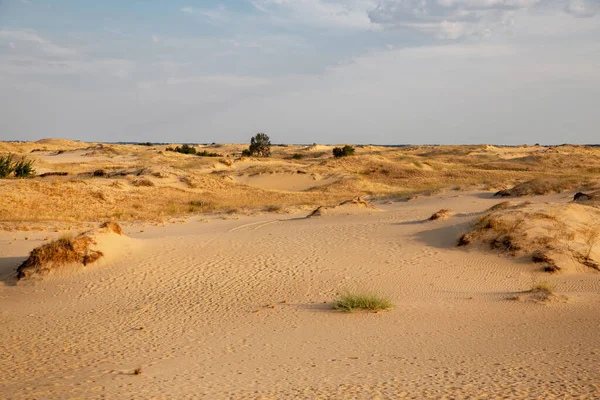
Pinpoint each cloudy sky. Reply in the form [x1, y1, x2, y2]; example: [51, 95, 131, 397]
[0, 0, 598, 144]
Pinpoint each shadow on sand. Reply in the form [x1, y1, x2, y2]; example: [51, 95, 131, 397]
[411, 221, 473, 249]
[0, 257, 24, 286]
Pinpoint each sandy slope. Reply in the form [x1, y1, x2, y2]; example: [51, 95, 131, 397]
[1, 192, 599, 399]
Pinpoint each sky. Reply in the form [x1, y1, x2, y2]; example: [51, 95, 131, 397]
[0, 0, 598, 145]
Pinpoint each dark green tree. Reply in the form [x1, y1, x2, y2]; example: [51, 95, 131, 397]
[332, 145, 355, 158]
[247, 133, 271, 157]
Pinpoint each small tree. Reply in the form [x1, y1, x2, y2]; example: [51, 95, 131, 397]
[247, 133, 271, 157]
[332, 145, 355, 158]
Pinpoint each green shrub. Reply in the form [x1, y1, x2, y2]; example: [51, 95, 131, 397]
[0, 154, 14, 178]
[14, 158, 36, 178]
[241, 149, 252, 157]
[166, 144, 196, 155]
[196, 150, 222, 157]
[332, 291, 392, 312]
[332, 145, 355, 158]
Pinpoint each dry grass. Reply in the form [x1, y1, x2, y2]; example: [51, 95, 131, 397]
[3, 140, 600, 228]
[17, 235, 102, 279]
[495, 178, 591, 197]
[16, 221, 122, 279]
[429, 209, 453, 221]
[332, 291, 392, 312]
[459, 202, 600, 273]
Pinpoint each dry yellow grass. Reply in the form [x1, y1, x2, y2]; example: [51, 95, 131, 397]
[2, 140, 600, 229]
[429, 209, 453, 221]
[458, 202, 600, 273]
[16, 221, 124, 279]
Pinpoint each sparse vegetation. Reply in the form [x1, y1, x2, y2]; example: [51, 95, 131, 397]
[495, 178, 584, 197]
[429, 209, 453, 221]
[131, 178, 155, 187]
[16, 222, 123, 279]
[332, 145, 355, 158]
[531, 280, 554, 293]
[332, 291, 392, 312]
[0, 154, 14, 178]
[291, 153, 303, 160]
[166, 144, 197, 155]
[196, 150, 222, 157]
[188, 200, 216, 213]
[245, 133, 271, 157]
[14, 157, 36, 178]
[0, 154, 35, 178]
[3, 141, 600, 229]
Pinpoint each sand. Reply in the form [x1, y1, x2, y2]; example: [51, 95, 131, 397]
[1, 191, 599, 399]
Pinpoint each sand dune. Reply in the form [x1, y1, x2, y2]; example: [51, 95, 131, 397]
[16, 222, 137, 280]
[1, 191, 599, 398]
[307, 197, 380, 216]
[232, 171, 340, 191]
[458, 201, 600, 273]
[2, 141, 600, 398]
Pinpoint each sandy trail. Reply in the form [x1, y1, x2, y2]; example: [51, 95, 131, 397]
[1, 192, 599, 399]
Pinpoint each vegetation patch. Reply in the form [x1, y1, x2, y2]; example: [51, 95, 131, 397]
[196, 150, 222, 157]
[458, 201, 600, 273]
[0, 154, 36, 178]
[495, 178, 586, 197]
[166, 144, 197, 155]
[332, 291, 392, 312]
[332, 145, 355, 158]
[429, 209, 453, 221]
[16, 222, 123, 280]
[242, 133, 271, 157]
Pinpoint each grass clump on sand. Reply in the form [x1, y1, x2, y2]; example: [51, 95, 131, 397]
[17, 235, 102, 279]
[429, 208, 453, 221]
[332, 291, 392, 312]
[531, 280, 554, 294]
[16, 221, 122, 280]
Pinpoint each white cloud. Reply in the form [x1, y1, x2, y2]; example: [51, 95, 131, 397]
[1, 0, 598, 143]
[0, 29, 76, 56]
[368, 0, 596, 39]
[252, 0, 382, 30]
[564, 0, 599, 17]
[180, 5, 231, 25]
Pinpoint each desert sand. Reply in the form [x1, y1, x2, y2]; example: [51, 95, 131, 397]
[1, 141, 599, 399]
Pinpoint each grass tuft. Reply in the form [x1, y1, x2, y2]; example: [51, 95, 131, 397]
[332, 291, 392, 312]
[531, 280, 554, 293]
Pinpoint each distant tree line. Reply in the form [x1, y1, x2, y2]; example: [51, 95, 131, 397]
[166, 144, 222, 157]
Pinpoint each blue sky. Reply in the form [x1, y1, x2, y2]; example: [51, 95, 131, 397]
[0, 0, 599, 144]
